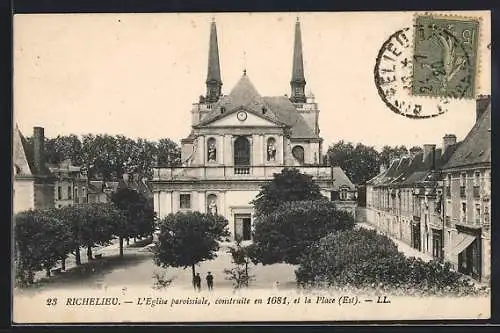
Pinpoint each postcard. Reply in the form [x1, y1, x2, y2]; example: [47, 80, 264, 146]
[12, 11, 491, 323]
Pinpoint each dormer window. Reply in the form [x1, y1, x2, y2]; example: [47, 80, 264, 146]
[220, 106, 225, 113]
[262, 107, 267, 114]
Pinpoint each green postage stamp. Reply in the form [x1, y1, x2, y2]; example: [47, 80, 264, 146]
[412, 15, 479, 99]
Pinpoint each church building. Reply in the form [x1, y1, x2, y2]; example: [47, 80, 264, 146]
[151, 19, 357, 240]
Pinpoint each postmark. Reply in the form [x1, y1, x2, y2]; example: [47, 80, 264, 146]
[374, 28, 451, 119]
[412, 15, 479, 99]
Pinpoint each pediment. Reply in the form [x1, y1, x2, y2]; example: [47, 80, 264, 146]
[200, 107, 285, 128]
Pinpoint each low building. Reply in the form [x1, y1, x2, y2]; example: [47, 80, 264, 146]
[47, 159, 88, 207]
[87, 180, 119, 204]
[117, 172, 153, 205]
[442, 95, 491, 282]
[13, 126, 55, 214]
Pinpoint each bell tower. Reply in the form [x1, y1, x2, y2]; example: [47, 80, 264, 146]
[290, 17, 306, 103]
[205, 18, 223, 103]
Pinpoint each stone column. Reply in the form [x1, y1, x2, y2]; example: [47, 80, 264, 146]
[261, 135, 266, 165]
[191, 191, 198, 211]
[172, 192, 179, 213]
[231, 136, 236, 166]
[224, 135, 232, 166]
[219, 135, 224, 165]
[199, 191, 207, 213]
[252, 134, 260, 166]
[199, 135, 206, 166]
[153, 191, 161, 218]
[219, 191, 226, 218]
[164, 191, 173, 216]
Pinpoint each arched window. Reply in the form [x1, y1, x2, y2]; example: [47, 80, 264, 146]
[292, 145, 305, 164]
[266, 137, 277, 162]
[207, 138, 217, 162]
[234, 136, 251, 174]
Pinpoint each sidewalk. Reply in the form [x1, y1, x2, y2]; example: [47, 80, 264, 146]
[356, 222, 433, 262]
[31, 238, 147, 283]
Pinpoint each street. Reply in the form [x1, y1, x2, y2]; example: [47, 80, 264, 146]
[19, 208, 448, 293]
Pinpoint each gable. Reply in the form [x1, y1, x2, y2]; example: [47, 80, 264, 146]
[13, 126, 33, 176]
[204, 109, 284, 128]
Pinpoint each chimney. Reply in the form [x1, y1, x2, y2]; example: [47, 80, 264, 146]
[33, 126, 45, 175]
[476, 94, 491, 122]
[443, 134, 457, 153]
[423, 144, 436, 169]
[379, 163, 387, 174]
[123, 173, 129, 182]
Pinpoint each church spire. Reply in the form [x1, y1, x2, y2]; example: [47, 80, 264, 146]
[206, 18, 222, 103]
[290, 17, 306, 103]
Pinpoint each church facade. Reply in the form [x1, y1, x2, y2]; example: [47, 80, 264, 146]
[150, 19, 357, 240]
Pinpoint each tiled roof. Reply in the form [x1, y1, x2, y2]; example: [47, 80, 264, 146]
[263, 96, 317, 138]
[443, 100, 491, 169]
[117, 175, 153, 199]
[196, 74, 317, 139]
[332, 166, 356, 190]
[88, 181, 119, 194]
[198, 74, 283, 126]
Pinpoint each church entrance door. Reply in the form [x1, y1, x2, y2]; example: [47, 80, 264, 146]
[234, 213, 252, 241]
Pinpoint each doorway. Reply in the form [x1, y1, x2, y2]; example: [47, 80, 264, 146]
[234, 214, 252, 241]
[432, 230, 443, 260]
[458, 237, 481, 281]
[412, 222, 421, 251]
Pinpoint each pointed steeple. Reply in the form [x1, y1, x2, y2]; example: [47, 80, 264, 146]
[205, 18, 222, 103]
[290, 17, 306, 103]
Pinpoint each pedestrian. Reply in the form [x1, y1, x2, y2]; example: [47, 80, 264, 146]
[194, 273, 202, 292]
[206, 272, 214, 290]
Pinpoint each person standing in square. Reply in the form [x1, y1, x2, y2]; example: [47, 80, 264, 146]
[206, 272, 214, 290]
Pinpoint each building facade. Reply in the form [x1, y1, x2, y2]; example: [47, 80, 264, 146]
[13, 126, 55, 214]
[366, 96, 491, 282]
[150, 19, 357, 240]
[441, 96, 491, 282]
[48, 159, 88, 208]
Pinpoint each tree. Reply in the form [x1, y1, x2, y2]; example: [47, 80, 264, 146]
[156, 138, 182, 167]
[224, 238, 255, 289]
[43, 206, 84, 266]
[111, 188, 156, 257]
[153, 211, 229, 278]
[14, 210, 73, 285]
[30, 132, 181, 181]
[327, 141, 380, 184]
[409, 146, 424, 155]
[295, 228, 481, 296]
[379, 145, 409, 168]
[248, 201, 355, 265]
[45, 204, 121, 264]
[79, 204, 122, 260]
[251, 168, 325, 217]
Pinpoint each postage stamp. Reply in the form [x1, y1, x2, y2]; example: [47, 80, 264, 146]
[411, 15, 480, 99]
[374, 27, 452, 119]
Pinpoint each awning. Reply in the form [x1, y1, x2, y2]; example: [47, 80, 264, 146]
[450, 233, 476, 257]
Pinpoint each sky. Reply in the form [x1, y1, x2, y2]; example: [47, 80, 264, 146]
[13, 11, 491, 151]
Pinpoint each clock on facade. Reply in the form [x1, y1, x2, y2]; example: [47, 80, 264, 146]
[237, 111, 247, 121]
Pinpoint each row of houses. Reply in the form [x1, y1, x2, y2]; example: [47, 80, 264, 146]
[366, 95, 491, 282]
[13, 125, 152, 214]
